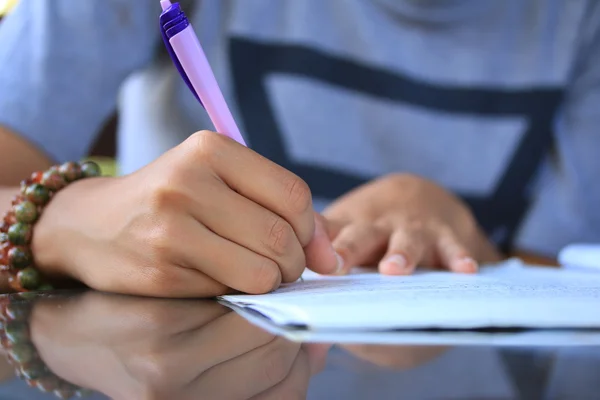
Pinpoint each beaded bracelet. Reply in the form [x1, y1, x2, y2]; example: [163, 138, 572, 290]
[0, 161, 101, 292]
[0, 293, 92, 399]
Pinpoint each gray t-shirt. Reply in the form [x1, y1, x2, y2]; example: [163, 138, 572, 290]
[0, 0, 599, 255]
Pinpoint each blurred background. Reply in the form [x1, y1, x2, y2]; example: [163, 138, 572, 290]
[0, 0, 118, 176]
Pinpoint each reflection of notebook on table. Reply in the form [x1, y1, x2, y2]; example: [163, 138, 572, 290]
[220, 259, 600, 332]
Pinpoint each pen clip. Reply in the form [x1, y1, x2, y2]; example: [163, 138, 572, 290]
[159, 2, 203, 107]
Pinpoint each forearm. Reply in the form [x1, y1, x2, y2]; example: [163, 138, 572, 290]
[0, 126, 53, 186]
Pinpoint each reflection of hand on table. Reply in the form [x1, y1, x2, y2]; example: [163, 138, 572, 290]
[341, 344, 449, 370]
[0, 354, 14, 383]
[30, 292, 329, 399]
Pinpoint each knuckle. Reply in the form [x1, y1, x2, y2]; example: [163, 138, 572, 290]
[250, 258, 281, 294]
[145, 218, 179, 257]
[336, 238, 359, 257]
[282, 175, 312, 215]
[186, 130, 226, 161]
[138, 267, 189, 297]
[126, 352, 172, 390]
[404, 217, 427, 233]
[142, 313, 172, 333]
[435, 224, 457, 244]
[385, 172, 416, 185]
[146, 184, 186, 213]
[260, 339, 296, 385]
[266, 215, 296, 257]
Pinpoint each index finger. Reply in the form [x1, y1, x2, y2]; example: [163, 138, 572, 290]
[185, 132, 315, 247]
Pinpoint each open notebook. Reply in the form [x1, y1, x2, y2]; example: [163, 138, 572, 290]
[219, 259, 600, 331]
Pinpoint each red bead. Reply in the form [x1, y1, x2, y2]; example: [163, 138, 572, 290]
[0, 335, 11, 348]
[58, 162, 82, 182]
[0, 243, 10, 265]
[3, 213, 16, 225]
[11, 197, 23, 207]
[0, 221, 9, 233]
[40, 170, 66, 191]
[10, 195, 25, 206]
[8, 274, 26, 292]
[30, 171, 43, 184]
[19, 180, 32, 195]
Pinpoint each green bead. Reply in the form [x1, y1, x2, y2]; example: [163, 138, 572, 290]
[58, 162, 82, 182]
[40, 169, 66, 191]
[5, 321, 29, 342]
[7, 223, 32, 245]
[8, 343, 36, 364]
[17, 267, 42, 290]
[14, 201, 38, 224]
[14, 292, 38, 300]
[54, 384, 76, 400]
[75, 388, 93, 398]
[37, 283, 54, 291]
[35, 376, 61, 393]
[80, 161, 101, 178]
[19, 363, 48, 380]
[8, 246, 33, 270]
[24, 184, 50, 206]
[5, 303, 31, 319]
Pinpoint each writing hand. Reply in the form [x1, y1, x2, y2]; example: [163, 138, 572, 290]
[32, 131, 339, 297]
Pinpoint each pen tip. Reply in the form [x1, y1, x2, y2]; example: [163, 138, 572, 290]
[160, 0, 172, 11]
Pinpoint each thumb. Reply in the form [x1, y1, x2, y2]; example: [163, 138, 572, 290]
[304, 213, 343, 275]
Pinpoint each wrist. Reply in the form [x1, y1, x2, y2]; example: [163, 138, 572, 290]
[32, 176, 114, 282]
[1, 161, 102, 292]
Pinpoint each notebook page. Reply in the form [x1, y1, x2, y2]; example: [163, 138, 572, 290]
[221, 263, 600, 330]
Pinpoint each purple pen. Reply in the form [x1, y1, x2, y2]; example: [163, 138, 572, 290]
[159, 0, 246, 146]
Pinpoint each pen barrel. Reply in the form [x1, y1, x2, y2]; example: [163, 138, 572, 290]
[170, 26, 246, 146]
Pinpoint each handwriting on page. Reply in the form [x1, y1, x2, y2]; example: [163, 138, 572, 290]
[221, 264, 600, 330]
[273, 273, 600, 302]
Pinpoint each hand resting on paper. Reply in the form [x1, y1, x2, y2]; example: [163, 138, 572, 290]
[322, 174, 502, 275]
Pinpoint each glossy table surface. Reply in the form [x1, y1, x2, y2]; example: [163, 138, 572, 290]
[0, 290, 598, 400]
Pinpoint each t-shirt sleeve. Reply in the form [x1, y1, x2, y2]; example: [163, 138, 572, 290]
[553, 0, 600, 239]
[0, 0, 160, 162]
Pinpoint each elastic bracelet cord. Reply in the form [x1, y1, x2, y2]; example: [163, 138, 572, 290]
[0, 293, 92, 399]
[0, 162, 101, 292]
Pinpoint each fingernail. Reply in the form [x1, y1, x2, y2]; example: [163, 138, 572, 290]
[382, 254, 409, 274]
[334, 252, 345, 275]
[457, 257, 478, 273]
